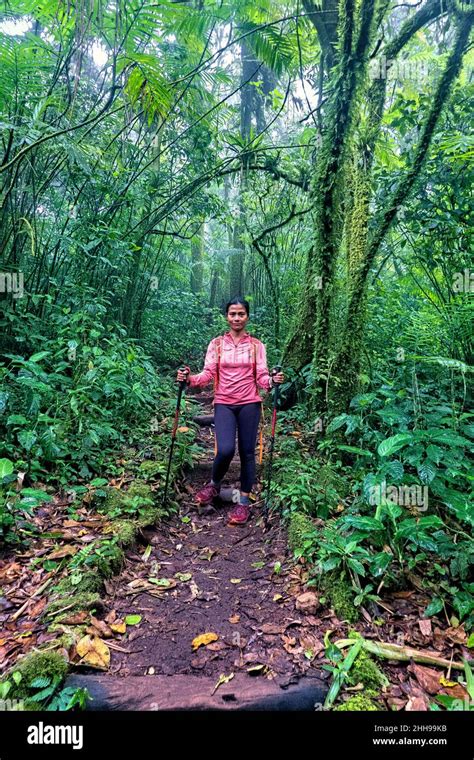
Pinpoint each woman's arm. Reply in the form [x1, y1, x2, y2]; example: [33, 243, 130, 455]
[255, 340, 272, 391]
[188, 339, 218, 388]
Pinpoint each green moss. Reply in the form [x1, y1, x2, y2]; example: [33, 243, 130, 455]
[334, 694, 380, 711]
[94, 545, 124, 578]
[349, 650, 388, 694]
[53, 571, 103, 596]
[320, 571, 359, 623]
[288, 512, 315, 554]
[4, 651, 68, 699]
[46, 592, 102, 617]
[110, 519, 137, 547]
[346, 632, 389, 695]
[136, 506, 163, 528]
[101, 481, 153, 517]
[127, 481, 154, 501]
[137, 460, 164, 480]
[101, 486, 126, 514]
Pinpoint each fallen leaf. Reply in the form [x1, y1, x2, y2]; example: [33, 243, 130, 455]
[229, 614, 240, 624]
[90, 616, 113, 638]
[408, 664, 442, 695]
[206, 641, 227, 652]
[439, 676, 457, 688]
[300, 635, 324, 656]
[405, 695, 429, 711]
[148, 578, 176, 588]
[60, 611, 90, 625]
[177, 426, 190, 433]
[105, 610, 117, 625]
[211, 672, 234, 695]
[174, 572, 192, 582]
[230, 578, 242, 584]
[445, 625, 466, 645]
[440, 683, 469, 700]
[273, 594, 283, 602]
[260, 623, 285, 635]
[199, 548, 216, 562]
[125, 615, 142, 626]
[76, 634, 110, 670]
[192, 632, 218, 651]
[418, 619, 432, 637]
[110, 621, 126, 634]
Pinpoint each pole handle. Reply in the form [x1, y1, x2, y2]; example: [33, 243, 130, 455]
[177, 366, 190, 389]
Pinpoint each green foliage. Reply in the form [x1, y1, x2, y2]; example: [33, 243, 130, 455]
[333, 694, 380, 711]
[287, 511, 315, 554]
[0, 649, 89, 710]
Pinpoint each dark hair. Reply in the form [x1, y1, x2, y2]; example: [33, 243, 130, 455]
[225, 297, 250, 316]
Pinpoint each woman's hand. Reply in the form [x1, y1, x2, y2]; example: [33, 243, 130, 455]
[271, 370, 285, 385]
[176, 367, 190, 383]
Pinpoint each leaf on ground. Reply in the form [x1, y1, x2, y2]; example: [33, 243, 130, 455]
[174, 572, 192, 582]
[260, 623, 285, 635]
[230, 578, 242, 584]
[76, 635, 110, 670]
[90, 616, 113, 638]
[199, 548, 217, 561]
[125, 615, 142, 626]
[110, 621, 126, 634]
[229, 614, 240, 624]
[192, 632, 218, 651]
[408, 664, 443, 695]
[405, 694, 429, 711]
[211, 672, 234, 695]
[418, 619, 432, 637]
[60, 611, 90, 625]
[46, 545, 78, 559]
[177, 426, 190, 433]
[445, 625, 466, 644]
[439, 676, 458, 688]
[148, 578, 176, 588]
[273, 594, 283, 602]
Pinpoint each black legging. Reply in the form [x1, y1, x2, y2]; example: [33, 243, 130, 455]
[212, 402, 261, 493]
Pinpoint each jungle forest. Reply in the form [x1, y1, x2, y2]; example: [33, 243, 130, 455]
[0, 0, 473, 731]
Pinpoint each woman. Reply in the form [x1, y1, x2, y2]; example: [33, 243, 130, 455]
[176, 297, 284, 525]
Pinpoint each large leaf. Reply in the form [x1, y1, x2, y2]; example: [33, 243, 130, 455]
[0, 459, 14, 479]
[378, 433, 414, 457]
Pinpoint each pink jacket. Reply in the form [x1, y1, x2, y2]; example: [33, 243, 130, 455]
[188, 332, 272, 405]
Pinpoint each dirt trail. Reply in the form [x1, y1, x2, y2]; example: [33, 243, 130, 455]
[91, 395, 329, 697]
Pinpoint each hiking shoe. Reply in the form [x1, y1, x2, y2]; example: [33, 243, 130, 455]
[195, 482, 220, 505]
[227, 503, 250, 525]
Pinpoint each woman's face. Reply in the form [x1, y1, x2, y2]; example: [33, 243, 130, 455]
[226, 304, 249, 332]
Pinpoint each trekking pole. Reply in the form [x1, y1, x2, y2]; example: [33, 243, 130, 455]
[162, 366, 189, 507]
[263, 365, 282, 527]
